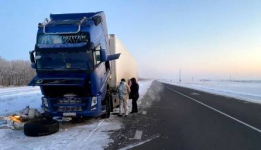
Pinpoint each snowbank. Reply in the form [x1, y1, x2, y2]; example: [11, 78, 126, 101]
[160, 80, 261, 104]
[138, 80, 153, 100]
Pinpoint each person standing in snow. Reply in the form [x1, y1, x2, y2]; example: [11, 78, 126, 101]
[117, 78, 130, 116]
[129, 78, 139, 113]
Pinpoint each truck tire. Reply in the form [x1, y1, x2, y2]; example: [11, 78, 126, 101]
[101, 97, 111, 118]
[24, 119, 59, 136]
[110, 95, 114, 112]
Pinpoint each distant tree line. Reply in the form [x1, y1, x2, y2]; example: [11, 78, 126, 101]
[0, 56, 35, 86]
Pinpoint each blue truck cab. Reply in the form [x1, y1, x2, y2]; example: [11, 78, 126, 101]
[28, 11, 120, 118]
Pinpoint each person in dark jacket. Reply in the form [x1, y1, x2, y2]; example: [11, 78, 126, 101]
[129, 78, 139, 113]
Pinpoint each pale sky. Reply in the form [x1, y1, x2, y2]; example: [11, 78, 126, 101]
[0, 0, 261, 80]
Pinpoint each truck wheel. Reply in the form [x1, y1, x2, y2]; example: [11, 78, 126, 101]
[101, 98, 111, 118]
[110, 95, 114, 112]
[24, 119, 59, 136]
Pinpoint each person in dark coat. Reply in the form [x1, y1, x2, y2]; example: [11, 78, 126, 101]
[129, 78, 139, 113]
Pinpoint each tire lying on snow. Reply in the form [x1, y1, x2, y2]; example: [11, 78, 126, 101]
[24, 119, 59, 136]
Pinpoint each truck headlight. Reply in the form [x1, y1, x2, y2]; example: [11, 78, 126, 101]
[43, 98, 49, 107]
[91, 97, 97, 107]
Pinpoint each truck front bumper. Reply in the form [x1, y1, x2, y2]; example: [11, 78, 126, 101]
[42, 96, 105, 117]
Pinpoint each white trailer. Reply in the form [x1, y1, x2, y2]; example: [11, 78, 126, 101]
[109, 34, 138, 89]
[108, 34, 138, 108]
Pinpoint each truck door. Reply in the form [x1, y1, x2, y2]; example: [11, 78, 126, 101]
[94, 45, 107, 95]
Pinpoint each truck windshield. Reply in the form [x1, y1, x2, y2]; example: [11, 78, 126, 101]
[36, 51, 93, 70]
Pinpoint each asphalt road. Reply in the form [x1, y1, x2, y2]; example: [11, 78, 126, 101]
[107, 81, 261, 150]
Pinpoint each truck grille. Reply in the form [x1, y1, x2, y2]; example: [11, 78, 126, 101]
[49, 97, 89, 112]
[57, 106, 83, 112]
[57, 99, 82, 104]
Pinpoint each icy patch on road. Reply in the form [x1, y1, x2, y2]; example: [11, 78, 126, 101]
[160, 80, 261, 104]
[0, 116, 122, 150]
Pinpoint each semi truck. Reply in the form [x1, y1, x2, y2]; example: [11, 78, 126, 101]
[28, 11, 138, 118]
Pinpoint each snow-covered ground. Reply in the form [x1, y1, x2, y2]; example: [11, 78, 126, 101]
[0, 86, 42, 116]
[160, 80, 261, 104]
[0, 80, 153, 150]
[0, 117, 122, 150]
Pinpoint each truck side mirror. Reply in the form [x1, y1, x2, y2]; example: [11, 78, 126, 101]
[107, 53, 121, 61]
[29, 51, 36, 69]
[100, 49, 107, 62]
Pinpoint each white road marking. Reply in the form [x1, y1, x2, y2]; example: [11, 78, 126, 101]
[120, 134, 160, 150]
[164, 86, 261, 133]
[83, 120, 105, 142]
[134, 130, 143, 140]
[142, 111, 147, 115]
[191, 92, 200, 95]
